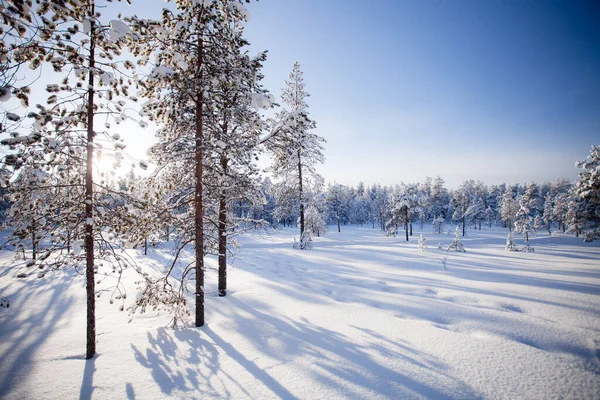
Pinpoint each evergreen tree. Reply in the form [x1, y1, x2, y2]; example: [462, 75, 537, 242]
[128, 0, 255, 325]
[573, 145, 600, 241]
[500, 187, 518, 232]
[1, 0, 137, 359]
[266, 62, 325, 244]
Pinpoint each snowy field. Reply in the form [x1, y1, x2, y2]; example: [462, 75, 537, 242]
[0, 226, 599, 399]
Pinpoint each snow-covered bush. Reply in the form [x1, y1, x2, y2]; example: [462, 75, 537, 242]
[293, 231, 313, 250]
[447, 227, 465, 252]
[418, 234, 427, 252]
[505, 232, 517, 251]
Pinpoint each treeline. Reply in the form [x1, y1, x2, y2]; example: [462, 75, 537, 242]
[222, 172, 599, 243]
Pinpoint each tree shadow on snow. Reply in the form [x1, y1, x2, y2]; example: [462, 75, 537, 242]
[0, 271, 77, 398]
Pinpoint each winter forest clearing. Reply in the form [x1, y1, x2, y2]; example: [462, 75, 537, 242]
[1, 226, 599, 399]
[1, 0, 600, 399]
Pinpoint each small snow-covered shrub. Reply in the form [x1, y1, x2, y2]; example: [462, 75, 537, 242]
[293, 231, 313, 250]
[447, 227, 465, 252]
[505, 232, 517, 252]
[418, 234, 427, 252]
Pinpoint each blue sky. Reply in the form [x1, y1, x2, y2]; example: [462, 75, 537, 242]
[9, 0, 596, 188]
[236, 0, 600, 188]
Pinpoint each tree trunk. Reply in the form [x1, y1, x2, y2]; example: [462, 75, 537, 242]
[85, 10, 96, 360]
[144, 235, 147, 256]
[335, 198, 340, 233]
[405, 207, 409, 241]
[297, 149, 304, 236]
[218, 154, 228, 297]
[31, 218, 36, 260]
[409, 220, 412, 236]
[194, 35, 205, 327]
[462, 207, 466, 237]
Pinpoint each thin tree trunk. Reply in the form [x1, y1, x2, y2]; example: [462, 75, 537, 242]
[85, 9, 96, 360]
[218, 154, 228, 297]
[405, 208, 409, 241]
[409, 220, 412, 236]
[335, 198, 340, 233]
[462, 204, 466, 237]
[31, 218, 36, 260]
[194, 34, 205, 327]
[298, 149, 304, 236]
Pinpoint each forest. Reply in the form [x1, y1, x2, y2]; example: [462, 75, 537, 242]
[0, 1, 599, 399]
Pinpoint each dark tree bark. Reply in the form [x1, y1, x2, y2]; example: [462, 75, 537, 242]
[404, 206, 409, 242]
[194, 34, 205, 327]
[31, 218, 36, 260]
[85, 8, 96, 360]
[218, 154, 228, 297]
[297, 149, 304, 236]
[462, 203, 466, 237]
[334, 196, 341, 233]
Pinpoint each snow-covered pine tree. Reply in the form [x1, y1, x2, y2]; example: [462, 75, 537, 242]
[0, 0, 137, 359]
[325, 183, 344, 232]
[552, 192, 569, 233]
[432, 215, 445, 234]
[573, 145, 600, 241]
[265, 62, 325, 245]
[542, 193, 554, 234]
[514, 194, 534, 252]
[301, 177, 326, 238]
[205, 30, 270, 296]
[465, 196, 485, 231]
[453, 180, 474, 236]
[128, 0, 255, 324]
[500, 187, 518, 232]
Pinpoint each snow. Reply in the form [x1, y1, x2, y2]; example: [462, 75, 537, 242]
[71, 239, 84, 255]
[0, 226, 598, 399]
[82, 18, 92, 34]
[109, 20, 131, 43]
[149, 66, 175, 80]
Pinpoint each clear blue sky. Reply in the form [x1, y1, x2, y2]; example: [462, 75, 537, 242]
[235, 0, 600, 188]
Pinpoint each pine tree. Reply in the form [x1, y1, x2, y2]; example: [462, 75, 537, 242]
[514, 194, 535, 252]
[573, 145, 600, 241]
[128, 0, 260, 323]
[265, 62, 325, 244]
[500, 187, 518, 232]
[1, 0, 138, 359]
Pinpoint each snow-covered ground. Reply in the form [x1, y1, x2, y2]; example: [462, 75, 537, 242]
[0, 226, 599, 399]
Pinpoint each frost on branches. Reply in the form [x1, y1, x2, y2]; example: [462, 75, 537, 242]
[127, 0, 265, 324]
[265, 62, 325, 247]
[0, 0, 138, 359]
[573, 145, 600, 242]
[447, 227, 465, 252]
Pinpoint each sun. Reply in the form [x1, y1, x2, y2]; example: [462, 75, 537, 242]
[94, 152, 128, 181]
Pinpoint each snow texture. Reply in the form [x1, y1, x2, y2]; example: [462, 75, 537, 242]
[0, 226, 598, 399]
